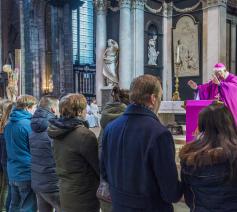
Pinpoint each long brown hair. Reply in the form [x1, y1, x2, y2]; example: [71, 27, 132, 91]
[111, 86, 130, 105]
[180, 102, 237, 172]
[0, 101, 14, 133]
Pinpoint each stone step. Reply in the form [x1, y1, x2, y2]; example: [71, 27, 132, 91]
[174, 134, 186, 144]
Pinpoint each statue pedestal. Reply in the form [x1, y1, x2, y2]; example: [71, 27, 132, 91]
[101, 86, 113, 107]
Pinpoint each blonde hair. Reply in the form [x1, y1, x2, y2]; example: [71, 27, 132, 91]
[59, 93, 87, 118]
[16, 95, 37, 109]
[0, 101, 14, 133]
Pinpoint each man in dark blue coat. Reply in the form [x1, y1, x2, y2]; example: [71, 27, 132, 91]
[101, 75, 183, 212]
[29, 96, 61, 212]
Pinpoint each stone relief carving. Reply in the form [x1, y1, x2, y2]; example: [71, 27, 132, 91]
[132, 0, 145, 9]
[145, 2, 163, 14]
[163, 2, 173, 17]
[119, 0, 131, 7]
[103, 39, 119, 86]
[173, 1, 202, 13]
[148, 35, 159, 66]
[173, 16, 199, 77]
[94, 0, 108, 11]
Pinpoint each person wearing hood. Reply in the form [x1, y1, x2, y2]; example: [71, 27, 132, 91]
[4, 95, 37, 212]
[48, 93, 100, 212]
[29, 96, 61, 212]
[97, 86, 129, 212]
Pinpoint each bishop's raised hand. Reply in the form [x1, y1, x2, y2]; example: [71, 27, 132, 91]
[188, 80, 198, 90]
[212, 74, 220, 85]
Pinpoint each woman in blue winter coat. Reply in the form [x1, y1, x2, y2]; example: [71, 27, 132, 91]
[180, 102, 237, 212]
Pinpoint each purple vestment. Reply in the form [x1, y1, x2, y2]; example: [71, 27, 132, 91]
[197, 73, 237, 124]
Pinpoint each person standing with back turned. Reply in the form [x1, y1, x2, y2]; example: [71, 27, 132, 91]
[101, 75, 183, 212]
[4, 95, 38, 212]
[29, 96, 61, 212]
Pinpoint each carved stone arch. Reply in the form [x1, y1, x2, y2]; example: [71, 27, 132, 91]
[173, 14, 199, 30]
[145, 20, 159, 34]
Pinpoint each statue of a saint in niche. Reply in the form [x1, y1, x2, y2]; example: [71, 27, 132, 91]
[148, 35, 159, 66]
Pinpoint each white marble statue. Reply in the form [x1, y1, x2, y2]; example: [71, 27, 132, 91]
[103, 39, 119, 86]
[176, 39, 186, 65]
[148, 35, 159, 66]
[3, 64, 18, 102]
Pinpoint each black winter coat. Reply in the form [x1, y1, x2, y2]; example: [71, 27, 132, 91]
[48, 117, 100, 212]
[101, 104, 183, 212]
[181, 162, 237, 212]
[0, 133, 6, 173]
[29, 107, 59, 193]
[97, 102, 127, 202]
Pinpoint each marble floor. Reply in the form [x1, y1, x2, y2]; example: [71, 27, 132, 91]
[91, 127, 189, 211]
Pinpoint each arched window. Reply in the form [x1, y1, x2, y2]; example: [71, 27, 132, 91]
[72, 0, 94, 65]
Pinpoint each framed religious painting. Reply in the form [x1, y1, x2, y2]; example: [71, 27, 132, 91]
[173, 15, 200, 77]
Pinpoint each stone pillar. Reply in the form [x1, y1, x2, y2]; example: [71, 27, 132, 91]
[202, 0, 227, 82]
[119, 0, 132, 89]
[19, 0, 25, 94]
[231, 21, 236, 72]
[38, 8, 46, 95]
[131, 0, 144, 78]
[58, 8, 65, 95]
[63, 4, 74, 94]
[162, 2, 173, 101]
[95, 0, 107, 106]
[51, 6, 61, 96]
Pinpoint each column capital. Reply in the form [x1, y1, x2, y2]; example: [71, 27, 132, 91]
[94, 0, 108, 12]
[132, 0, 145, 10]
[119, 0, 131, 8]
[203, 0, 227, 8]
[163, 2, 173, 17]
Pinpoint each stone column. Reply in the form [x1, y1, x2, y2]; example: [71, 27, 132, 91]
[131, 0, 144, 78]
[202, 0, 227, 82]
[119, 0, 132, 89]
[38, 8, 46, 95]
[19, 0, 25, 94]
[51, 6, 61, 96]
[63, 4, 74, 94]
[95, 0, 107, 106]
[231, 21, 236, 72]
[162, 2, 173, 101]
[58, 8, 65, 95]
